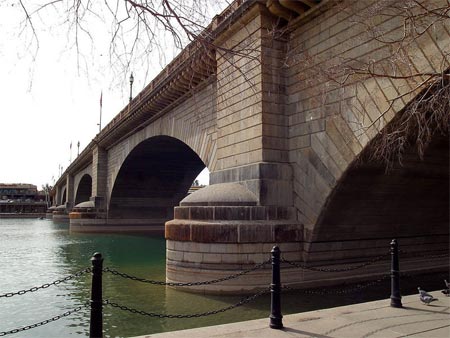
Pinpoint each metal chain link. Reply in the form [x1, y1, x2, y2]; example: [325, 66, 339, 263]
[282, 275, 390, 295]
[103, 259, 270, 287]
[0, 268, 92, 298]
[104, 288, 269, 318]
[0, 303, 88, 336]
[281, 253, 390, 272]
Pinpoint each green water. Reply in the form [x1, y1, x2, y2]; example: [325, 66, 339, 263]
[0, 218, 446, 337]
[0, 218, 274, 337]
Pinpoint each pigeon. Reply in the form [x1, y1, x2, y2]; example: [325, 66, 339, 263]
[418, 287, 438, 305]
[442, 280, 450, 297]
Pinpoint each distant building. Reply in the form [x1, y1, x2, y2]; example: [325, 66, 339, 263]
[0, 183, 40, 201]
[0, 183, 47, 215]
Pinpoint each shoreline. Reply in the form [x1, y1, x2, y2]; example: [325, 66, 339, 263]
[0, 213, 46, 218]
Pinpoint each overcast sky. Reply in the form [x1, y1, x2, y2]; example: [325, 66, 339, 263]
[0, 1, 214, 189]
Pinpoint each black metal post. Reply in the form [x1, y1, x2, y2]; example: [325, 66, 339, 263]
[269, 246, 283, 329]
[390, 239, 402, 308]
[129, 72, 134, 103]
[90, 252, 103, 338]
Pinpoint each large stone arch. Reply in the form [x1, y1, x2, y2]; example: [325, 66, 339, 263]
[108, 135, 206, 220]
[74, 174, 92, 205]
[303, 125, 449, 263]
[315, 133, 449, 234]
[105, 81, 217, 207]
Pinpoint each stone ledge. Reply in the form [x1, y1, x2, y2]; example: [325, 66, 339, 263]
[174, 205, 295, 221]
[180, 183, 257, 206]
[165, 219, 303, 243]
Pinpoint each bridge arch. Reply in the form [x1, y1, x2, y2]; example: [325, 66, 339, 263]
[74, 174, 92, 205]
[108, 135, 206, 220]
[60, 186, 66, 205]
[308, 130, 449, 260]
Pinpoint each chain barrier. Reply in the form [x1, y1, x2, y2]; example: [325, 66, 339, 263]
[3, 242, 442, 335]
[281, 253, 390, 273]
[0, 268, 92, 298]
[104, 288, 269, 319]
[103, 259, 270, 287]
[0, 303, 89, 336]
[282, 275, 390, 295]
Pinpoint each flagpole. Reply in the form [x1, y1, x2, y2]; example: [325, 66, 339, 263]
[99, 91, 103, 133]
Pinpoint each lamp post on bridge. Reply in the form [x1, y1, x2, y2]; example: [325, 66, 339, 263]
[129, 72, 134, 103]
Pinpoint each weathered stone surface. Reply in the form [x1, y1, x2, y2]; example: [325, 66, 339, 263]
[190, 222, 239, 243]
[180, 183, 257, 206]
[165, 223, 191, 241]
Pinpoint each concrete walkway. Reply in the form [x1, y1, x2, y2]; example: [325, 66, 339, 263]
[135, 291, 449, 338]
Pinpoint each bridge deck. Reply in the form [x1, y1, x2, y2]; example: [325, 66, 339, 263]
[135, 290, 449, 338]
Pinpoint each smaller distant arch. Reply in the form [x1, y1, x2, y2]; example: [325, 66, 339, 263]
[75, 174, 92, 205]
[60, 187, 67, 205]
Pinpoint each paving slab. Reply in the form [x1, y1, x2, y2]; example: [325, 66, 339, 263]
[134, 291, 450, 338]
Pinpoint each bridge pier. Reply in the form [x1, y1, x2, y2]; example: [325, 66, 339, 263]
[165, 182, 304, 293]
[52, 203, 72, 222]
[69, 198, 166, 233]
[46, 205, 56, 219]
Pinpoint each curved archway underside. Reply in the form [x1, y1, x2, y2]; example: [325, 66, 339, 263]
[313, 133, 449, 252]
[60, 188, 66, 205]
[75, 175, 92, 205]
[109, 136, 205, 220]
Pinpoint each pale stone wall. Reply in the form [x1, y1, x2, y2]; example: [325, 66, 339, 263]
[65, 175, 74, 207]
[212, 5, 294, 208]
[215, 7, 264, 171]
[286, 0, 450, 231]
[91, 146, 108, 203]
[54, 185, 62, 206]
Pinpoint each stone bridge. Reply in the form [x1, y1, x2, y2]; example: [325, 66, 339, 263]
[51, 0, 449, 292]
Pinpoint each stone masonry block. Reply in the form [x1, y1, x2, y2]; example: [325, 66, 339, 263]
[274, 224, 303, 242]
[213, 206, 252, 221]
[246, 253, 267, 264]
[183, 252, 203, 263]
[174, 207, 190, 220]
[237, 243, 264, 254]
[202, 253, 222, 263]
[165, 223, 191, 241]
[189, 206, 214, 220]
[210, 243, 239, 254]
[166, 249, 184, 262]
[190, 223, 238, 243]
[238, 223, 274, 243]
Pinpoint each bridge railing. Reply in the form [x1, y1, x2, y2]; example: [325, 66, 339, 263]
[1, 240, 447, 337]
